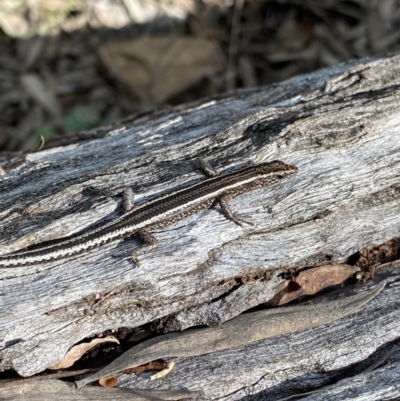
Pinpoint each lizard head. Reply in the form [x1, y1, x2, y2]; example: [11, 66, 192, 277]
[256, 161, 298, 178]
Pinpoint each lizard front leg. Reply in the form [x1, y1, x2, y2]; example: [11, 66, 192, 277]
[199, 158, 253, 226]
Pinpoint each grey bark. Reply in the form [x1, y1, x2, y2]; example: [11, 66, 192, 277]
[1, 53, 400, 399]
[119, 266, 400, 400]
[0, 380, 201, 400]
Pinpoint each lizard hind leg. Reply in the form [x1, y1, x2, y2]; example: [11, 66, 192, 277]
[217, 195, 254, 226]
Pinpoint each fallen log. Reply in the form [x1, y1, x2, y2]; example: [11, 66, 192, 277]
[1, 53, 400, 400]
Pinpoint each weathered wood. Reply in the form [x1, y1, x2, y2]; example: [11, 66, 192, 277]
[74, 282, 384, 388]
[0, 379, 201, 400]
[118, 265, 400, 400]
[291, 347, 400, 401]
[1, 53, 400, 399]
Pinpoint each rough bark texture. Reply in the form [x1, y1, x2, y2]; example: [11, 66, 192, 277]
[1, 53, 400, 399]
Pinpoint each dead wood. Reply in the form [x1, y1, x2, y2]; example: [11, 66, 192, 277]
[1, 53, 400, 399]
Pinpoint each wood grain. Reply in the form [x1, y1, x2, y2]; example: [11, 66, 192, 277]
[1, 53, 400, 399]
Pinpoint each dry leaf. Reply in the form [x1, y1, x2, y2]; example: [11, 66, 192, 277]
[151, 361, 175, 380]
[123, 360, 169, 374]
[49, 336, 119, 370]
[20, 74, 62, 122]
[99, 37, 225, 104]
[0, 8, 29, 38]
[127, 329, 154, 343]
[92, 1, 130, 29]
[98, 375, 118, 388]
[271, 264, 360, 306]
